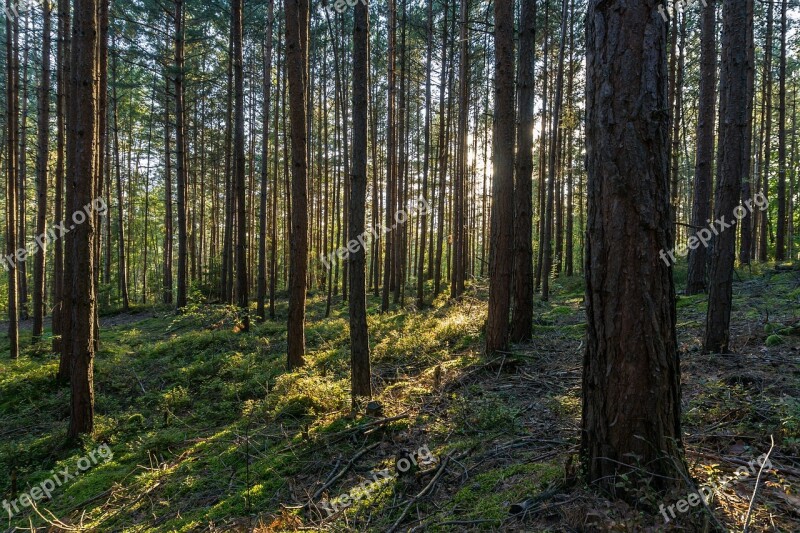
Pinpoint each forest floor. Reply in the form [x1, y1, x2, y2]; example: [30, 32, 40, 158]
[1, 264, 800, 532]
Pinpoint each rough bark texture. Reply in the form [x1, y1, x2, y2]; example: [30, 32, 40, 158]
[687, 0, 716, 294]
[582, 0, 685, 496]
[510, 0, 536, 342]
[285, 0, 309, 370]
[705, 0, 754, 354]
[67, 0, 99, 440]
[485, 0, 514, 354]
[350, 0, 371, 399]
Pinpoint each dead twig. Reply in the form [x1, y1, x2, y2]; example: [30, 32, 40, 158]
[742, 435, 776, 533]
[309, 441, 382, 503]
[387, 453, 451, 533]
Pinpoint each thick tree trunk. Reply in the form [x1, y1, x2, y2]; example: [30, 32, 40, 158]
[583, 0, 685, 496]
[285, 0, 309, 369]
[67, 0, 100, 440]
[687, 0, 716, 294]
[350, 0, 371, 400]
[704, 0, 755, 353]
[510, 0, 536, 342]
[485, 0, 515, 354]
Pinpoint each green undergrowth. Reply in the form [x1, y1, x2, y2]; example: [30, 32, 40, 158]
[0, 285, 493, 531]
[1, 265, 798, 531]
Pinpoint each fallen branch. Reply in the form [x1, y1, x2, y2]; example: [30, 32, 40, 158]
[387, 453, 451, 533]
[742, 435, 776, 533]
[309, 441, 382, 503]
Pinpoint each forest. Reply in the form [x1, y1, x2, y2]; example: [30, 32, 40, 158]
[1, 0, 800, 530]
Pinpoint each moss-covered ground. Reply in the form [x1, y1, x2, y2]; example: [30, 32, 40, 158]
[1, 265, 799, 531]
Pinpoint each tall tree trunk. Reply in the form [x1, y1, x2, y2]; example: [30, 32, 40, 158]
[285, 0, 309, 369]
[67, 0, 100, 440]
[232, 0, 248, 330]
[174, 0, 188, 310]
[111, 41, 129, 311]
[350, 0, 371, 400]
[740, 0, 755, 264]
[583, 0, 685, 496]
[163, 22, 174, 305]
[759, 0, 774, 262]
[542, 0, 568, 302]
[704, 0, 755, 353]
[381, 0, 396, 312]
[54, 0, 70, 367]
[416, 0, 433, 308]
[5, 0, 20, 359]
[776, 0, 788, 260]
[433, 0, 450, 298]
[33, 0, 52, 340]
[485, 0, 515, 354]
[510, 0, 536, 342]
[258, 0, 274, 322]
[687, 0, 716, 294]
[451, 0, 469, 300]
[17, 14, 30, 322]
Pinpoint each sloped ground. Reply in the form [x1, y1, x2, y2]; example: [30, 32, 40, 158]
[0, 265, 798, 532]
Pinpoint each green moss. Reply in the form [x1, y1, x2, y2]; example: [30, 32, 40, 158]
[766, 334, 784, 347]
[451, 462, 563, 521]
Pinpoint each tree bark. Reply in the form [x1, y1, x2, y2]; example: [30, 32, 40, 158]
[704, 0, 754, 353]
[485, 0, 515, 354]
[687, 0, 716, 294]
[285, 0, 309, 369]
[510, 0, 536, 342]
[67, 0, 100, 440]
[583, 0, 685, 496]
[350, 0, 371, 400]
[33, 0, 52, 340]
